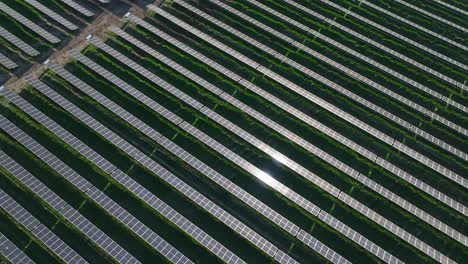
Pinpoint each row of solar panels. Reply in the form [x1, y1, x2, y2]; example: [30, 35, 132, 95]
[0, 2, 61, 44]
[313, 0, 467, 74]
[192, 0, 467, 138]
[0, 0, 76, 70]
[0, 0, 115, 72]
[2, 41, 371, 263]
[4, 59, 352, 258]
[0, 183, 86, 263]
[85, 26, 464, 263]
[86, 30, 454, 263]
[124, 5, 466, 256]
[32, 73, 244, 263]
[129, 3, 466, 261]
[65, 44, 383, 263]
[0, 107, 188, 263]
[431, 0, 467, 16]
[0, 32, 456, 264]
[0, 48, 423, 264]
[191, 0, 468, 160]
[68, 42, 360, 264]
[174, 0, 468, 153]
[245, 0, 465, 170]
[68, 50, 314, 261]
[1, 1, 466, 263]
[0, 145, 137, 264]
[250, 0, 466, 113]
[45, 63, 258, 264]
[108, 24, 466, 246]
[0, 232, 35, 264]
[357, 0, 467, 52]
[149, 3, 466, 204]
[23, 66, 304, 263]
[127, 13, 466, 218]
[392, 0, 466, 33]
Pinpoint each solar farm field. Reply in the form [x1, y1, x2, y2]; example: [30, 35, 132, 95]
[0, 0, 133, 83]
[0, 0, 466, 263]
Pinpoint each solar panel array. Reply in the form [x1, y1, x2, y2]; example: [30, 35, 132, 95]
[68, 48, 352, 264]
[29, 68, 245, 264]
[0, 2, 60, 44]
[150, 3, 467, 193]
[0, 112, 188, 264]
[0, 150, 138, 264]
[146, 2, 463, 262]
[0, 0, 96, 82]
[0, 52, 17, 69]
[309, 0, 467, 82]
[99, 32, 467, 259]
[23, 77, 198, 264]
[88, 187, 191, 264]
[357, 0, 468, 52]
[393, 0, 467, 33]
[204, 0, 468, 160]
[1, 0, 466, 263]
[59, 0, 94, 17]
[248, 0, 466, 115]
[186, 0, 468, 142]
[123, 15, 467, 219]
[431, 0, 468, 16]
[196, 0, 464, 136]
[0, 26, 39, 56]
[84, 37, 411, 264]
[0, 188, 86, 263]
[24, 0, 78, 30]
[0, 232, 35, 264]
[109, 26, 466, 247]
[0, 89, 140, 264]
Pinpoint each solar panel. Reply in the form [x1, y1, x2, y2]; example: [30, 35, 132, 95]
[157, 136, 301, 236]
[0, 26, 39, 56]
[58, 55, 296, 260]
[274, 250, 300, 264]
[394, 0, 467, 33]
[24, 0, 78, 30]
[0, 112, 188, 264]
[358, 0, 468, 52]
[0, 51, 17, 69]
[297, 0, 467, 86]
[0, 91, 140, 264]
[82, 37, 409, 263]
[113, 30, 357, 190]
[68, 48, 348, 262]
[294, 230, 350, 264]
[0, 188, 86, 263]
[155, 3, 468, 188]
[0, 232, 35, 264]
[246, 0, 467, 115]
[88, 36, 321, 216]
[0, 2, 60, 43]
[59, 0, 93, 17]
[337, 192, 453, 264]
[192, 0, 467, 140]
[69, 49, 355, 263]
[431, 0, 468, 16]
[86, 186, 192, 264]
[148, 4, 460, 262]
[123, 28, 467, 250]
[31, 69, 244, 264]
